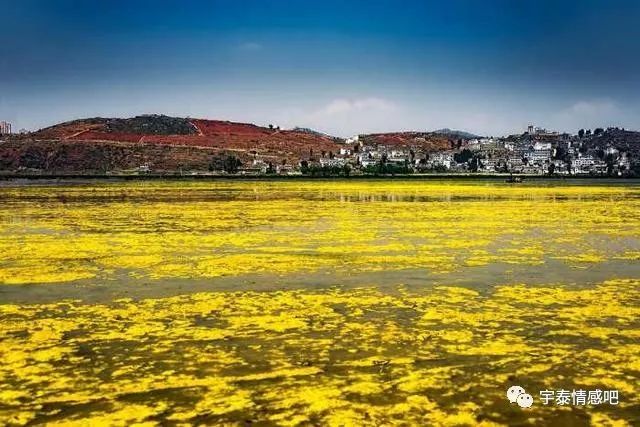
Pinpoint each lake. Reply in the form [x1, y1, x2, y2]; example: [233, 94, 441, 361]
[0, 179, 639, 425]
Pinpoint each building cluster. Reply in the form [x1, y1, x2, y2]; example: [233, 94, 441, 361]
[0, 121, 11, 135]
[294, 126, 635, 176]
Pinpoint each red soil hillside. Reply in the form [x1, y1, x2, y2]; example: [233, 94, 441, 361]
[191, 119, 270, 136]
[0, 139, 218, 172]
[35, 119, 106, 140]
[32, 115, 342, 163]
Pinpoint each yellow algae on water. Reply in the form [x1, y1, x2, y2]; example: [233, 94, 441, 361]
[0, 181, 639, 425]
[0, 279, 639, 425]
[1, 180, 639, 285]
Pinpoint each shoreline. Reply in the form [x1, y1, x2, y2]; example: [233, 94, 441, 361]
[0, 173, 639, 182]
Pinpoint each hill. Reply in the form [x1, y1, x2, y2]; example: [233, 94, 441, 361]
[6, 115, 342, 172]
[359, 131, 460, 152]
[588, 128, 640, 156]
[292, 127, 334, 139]
[0, 139, 216, 173]
[432, 128, 481, 139]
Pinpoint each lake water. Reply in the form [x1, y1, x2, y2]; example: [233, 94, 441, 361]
[0, 180, 639, 425]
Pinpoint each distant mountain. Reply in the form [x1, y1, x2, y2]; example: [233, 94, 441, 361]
[432, 128, 481, 139]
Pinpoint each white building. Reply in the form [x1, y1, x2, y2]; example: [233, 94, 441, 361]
[479, 138, 500, 150]
[429, 152, 454, 169]
[552, 160, 569, 174]
[345, 135, 359, 144]
[251, 159, 269, 173]
[619, 153, 630, 170]
[533, 141, 552, 151]
[466, 139, 482, 151]
[605, 147, 619, 156]
[320, 158, 347, 167]
[525, 147, 551, 164]
[0, 121, 11, 135]
[572, 155, 596, 173]
[481, 158, 503, 172]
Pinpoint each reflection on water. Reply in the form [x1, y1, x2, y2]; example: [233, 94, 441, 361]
[0, 180, 639, 426]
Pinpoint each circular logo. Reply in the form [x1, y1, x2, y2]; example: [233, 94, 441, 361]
[507, 385, 526, 403]
[517, 393, 534, 408]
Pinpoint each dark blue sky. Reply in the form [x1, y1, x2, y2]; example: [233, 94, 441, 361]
[1, 0, 639, 135]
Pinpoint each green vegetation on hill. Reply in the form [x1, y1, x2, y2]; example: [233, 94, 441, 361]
[104, 115, 196, 135]
[432, 128, 481, 139]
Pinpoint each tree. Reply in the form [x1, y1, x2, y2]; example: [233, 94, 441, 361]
[223, 155, 241, 174]
[302, 164, 352, 177]
[300, 160, 309, 174]
[209, 153, 241, 173]
[362, 159, 411, 176]
[454, 149, 473, 164]
[594, 128, 604, 135]
[605, 154, 615, 176]
[553, 146, 566, 160]
[469, 156, 480, 172]
[548, 163, 555, 175]
[578, 129, 585, 138]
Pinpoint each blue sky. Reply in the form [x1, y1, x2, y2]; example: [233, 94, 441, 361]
[1, 0, 639, 136]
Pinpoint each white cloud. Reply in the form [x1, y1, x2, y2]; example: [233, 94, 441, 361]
[226, 94, 634, 138]
[290, 97, 401, 136]
[568, 99, 617, 116]
[550, 99, 623, 131]
[316, 97, 397, 116]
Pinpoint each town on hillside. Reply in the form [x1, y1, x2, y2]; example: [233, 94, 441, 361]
[313, 125, 636, 177]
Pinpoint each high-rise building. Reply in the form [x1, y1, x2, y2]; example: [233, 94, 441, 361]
[0, 121, 12, 135]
